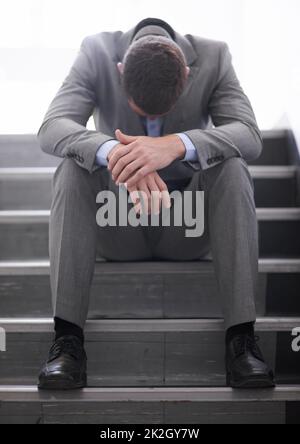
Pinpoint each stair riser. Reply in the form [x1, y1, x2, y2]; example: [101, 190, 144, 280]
[0, 400, 287, 424]
[0, 136, 60, 168]
[259, 221, 300, 257]
[266, 274, 300, 316]
[0, 224, 48, 261]
[0, 180, 52, 210]
[0, 133, 289, 168]
[276, 333, 300, 384]
[0, 177, 297, 210]
[0, 221, 299, 260]
[254, 178, 297, 208]
[1, 272, 300, 319]
[0, 273, 267, 318]
[1, 387, 299, 424]
[250, 134, 290, 166]
[0, 331, 279, 387]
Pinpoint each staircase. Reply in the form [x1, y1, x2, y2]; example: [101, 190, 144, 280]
[0, 131, 300, 424]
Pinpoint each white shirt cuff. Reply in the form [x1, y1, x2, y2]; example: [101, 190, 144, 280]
[96, 140, 119, 166]
[176, 133, 198, 162]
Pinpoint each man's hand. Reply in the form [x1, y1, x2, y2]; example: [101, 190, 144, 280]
[126, 171, 171, 216]
[108, 129, 186, 188]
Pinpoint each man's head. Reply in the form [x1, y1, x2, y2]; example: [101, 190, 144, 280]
[118, 35, 190, 119]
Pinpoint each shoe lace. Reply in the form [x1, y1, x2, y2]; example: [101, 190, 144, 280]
[234, 334, 263, 361]
[49, 337, 82, 362]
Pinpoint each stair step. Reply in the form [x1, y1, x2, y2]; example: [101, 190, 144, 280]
[257, 208, 300, 221]
[0, 385, 299, 424]
[0, 318, 299, 387]
[0, 135, 60, 168]
[4, 208, 298, 222]
[251, 167, 298, 208]
[3, 166, 295, 179]
[1, 384, 300, 402]
[2, 208, 294, 221]
[0, 168, 55, 211]
[0, 166, 296, 179]
[0, 209, 299, 260]
[250, 166, 297, 179]
[0, 166, 298, 209]
[0, 259, 300, 319]
[1, 131, 298, 424]
[1, 317, 299, 332]
[1, 258, 300, 274]
[0, 131, 290, 168]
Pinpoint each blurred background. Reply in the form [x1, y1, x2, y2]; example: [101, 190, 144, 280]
[0, 0, 299, 140]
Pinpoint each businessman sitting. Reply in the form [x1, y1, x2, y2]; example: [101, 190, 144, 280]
[38, 18, 275, 390]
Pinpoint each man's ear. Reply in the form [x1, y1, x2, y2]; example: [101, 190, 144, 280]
[117, 62, 124, 75]
[186, 67, 191, 78]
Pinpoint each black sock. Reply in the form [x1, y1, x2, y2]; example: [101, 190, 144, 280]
[226, 322, 255, 345]
[54, 317, 84, 344]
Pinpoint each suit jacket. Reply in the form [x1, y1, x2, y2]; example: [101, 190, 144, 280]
[38, 25, 263, 177]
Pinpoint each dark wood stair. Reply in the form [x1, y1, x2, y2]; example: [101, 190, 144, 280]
[0, 131, 299, 424]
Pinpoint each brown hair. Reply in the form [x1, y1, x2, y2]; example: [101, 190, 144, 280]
[122, 36, 187, 115]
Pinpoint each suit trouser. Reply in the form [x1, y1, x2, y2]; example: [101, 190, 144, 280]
[49, 157, 258, 329]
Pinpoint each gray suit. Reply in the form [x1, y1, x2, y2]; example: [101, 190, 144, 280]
[38, 24, 261, 329]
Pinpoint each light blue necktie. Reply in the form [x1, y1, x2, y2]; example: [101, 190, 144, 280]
[146, 118, 162, 137]
[143, 117, 193, 191]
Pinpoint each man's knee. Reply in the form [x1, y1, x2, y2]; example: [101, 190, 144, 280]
[206, 157, 255, 208]
[217, 157, 253, 190]
[53, 158, 91, 195]
[221, 156, 248, 173]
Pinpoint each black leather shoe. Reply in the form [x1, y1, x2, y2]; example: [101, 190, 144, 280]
[38, 336, 87, 390]
[226, 334, 275, 389]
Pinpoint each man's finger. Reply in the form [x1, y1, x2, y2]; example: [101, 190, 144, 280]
[133, 202, 142, 215]
[108, 143, 135, 171]
[126, 166, 152, 188]
[137, 182, 151, 215]
[112, 151, 137, 181]
[129, 190, 140, 205]
[154, 175, 171, 209]
[147, 176, 162, 215]
[115, 129, 137, 145]
[115, 158, 144, 185]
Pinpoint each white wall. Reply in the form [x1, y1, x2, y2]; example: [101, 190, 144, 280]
[0, 0, 299, 133]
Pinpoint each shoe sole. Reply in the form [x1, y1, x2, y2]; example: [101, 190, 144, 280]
[38, 375, 87, 391]
[227, 373, 276, 389]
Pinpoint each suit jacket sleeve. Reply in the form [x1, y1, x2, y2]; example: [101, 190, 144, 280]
[184, 43, 263, 170]
[38, 37, 114, 173]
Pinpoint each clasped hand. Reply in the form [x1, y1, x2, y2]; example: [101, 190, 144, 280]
[108, 129, 185, 215]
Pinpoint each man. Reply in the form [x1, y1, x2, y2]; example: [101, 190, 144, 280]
[38, 18, 275, 390]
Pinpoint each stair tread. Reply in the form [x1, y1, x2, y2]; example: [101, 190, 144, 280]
[250, 166, 297, 179]
[0, 258, 300, 275]
[0, 317, 299, 332]
[0, 208, 300, 223]
[0, 165, 297, 179]
[257, 208, 300, 220]
[0, 167, 56, 177]
[260, 129, 288, 139]
[0, 385, 299, 402]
